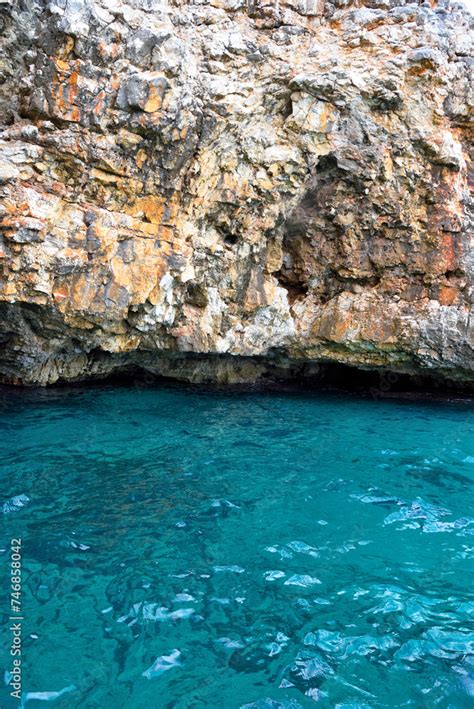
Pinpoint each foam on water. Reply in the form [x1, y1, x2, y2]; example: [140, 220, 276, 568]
[0, 385, 473, 707]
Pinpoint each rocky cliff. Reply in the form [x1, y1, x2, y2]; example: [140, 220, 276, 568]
[0, 0, 472, 386]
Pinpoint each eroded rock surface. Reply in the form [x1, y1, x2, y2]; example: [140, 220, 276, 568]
[0, 0, 472, 385]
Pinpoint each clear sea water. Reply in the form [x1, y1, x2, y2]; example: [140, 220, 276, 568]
[0, 384, 473, 709]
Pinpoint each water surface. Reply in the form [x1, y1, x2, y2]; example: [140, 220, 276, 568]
[0, 385, 473, 708]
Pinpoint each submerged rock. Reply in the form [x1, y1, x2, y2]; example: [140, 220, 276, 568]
[2, 493, 30, 514]
[0, 0, 472, 387]
[142, 649, 182, 679]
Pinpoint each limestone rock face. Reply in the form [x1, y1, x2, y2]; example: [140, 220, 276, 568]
[0, 0, 472, 385]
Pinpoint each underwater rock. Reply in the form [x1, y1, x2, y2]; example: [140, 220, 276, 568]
[142, 649, 182, 679]
[2, 493, 29, 514]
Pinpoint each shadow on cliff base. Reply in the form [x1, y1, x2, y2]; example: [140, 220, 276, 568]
[30, 360, 473, 402]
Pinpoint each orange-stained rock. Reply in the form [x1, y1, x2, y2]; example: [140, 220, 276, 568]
[438, 286, 459, 306]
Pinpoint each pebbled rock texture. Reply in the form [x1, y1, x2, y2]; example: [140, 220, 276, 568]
[0, 0, 472, 386]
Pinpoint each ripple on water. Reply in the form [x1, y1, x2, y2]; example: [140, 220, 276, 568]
[0, 386, 472, 707]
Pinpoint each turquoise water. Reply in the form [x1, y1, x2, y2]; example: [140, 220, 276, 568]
[0, 385, 473, 708]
